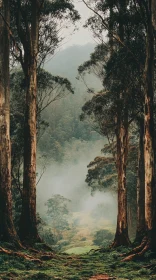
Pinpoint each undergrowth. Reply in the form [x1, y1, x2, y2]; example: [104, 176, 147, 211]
[0, 244, 156, 279]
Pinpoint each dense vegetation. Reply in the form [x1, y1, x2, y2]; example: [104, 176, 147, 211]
[0, 0, 156, 279]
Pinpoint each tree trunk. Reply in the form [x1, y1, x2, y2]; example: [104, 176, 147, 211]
[0, 0, 20, 244]
[112, 1, 130, 247]
[127, 204, 132, 234]
[108, 6, 114, 56]
[19, 0, 40, 243]
[135, 118, 145, 243]
[112, 108, 130, 247]
[144, 5, 156, 250]
[121, 3, 156, 261]
[152, 0, 156, 29]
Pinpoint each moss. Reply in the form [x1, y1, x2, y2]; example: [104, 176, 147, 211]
[0, 247, 155, 279]
[27, 272, 53, 279]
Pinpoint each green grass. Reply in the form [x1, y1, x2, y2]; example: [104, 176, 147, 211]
[64, 245, 99, 255]
[0, 246, 156, 279]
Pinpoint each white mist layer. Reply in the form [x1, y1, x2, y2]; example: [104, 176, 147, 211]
[37, 140, 117, 227]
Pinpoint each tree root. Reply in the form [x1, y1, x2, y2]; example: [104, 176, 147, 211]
[28, 247, 40, 254]
[0, 246, 42, 263]
[122, 239, 150, 261]
[40, 253, 55, 261]
[26, 242, 53, 252]
[0, 245, 60, 263]
[143, 263, 156, 270]
[40, 243, 54, 251]
[121, 237, 147, 257]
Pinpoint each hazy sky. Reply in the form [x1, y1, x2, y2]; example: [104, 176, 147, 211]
[63, 0, 95, 48]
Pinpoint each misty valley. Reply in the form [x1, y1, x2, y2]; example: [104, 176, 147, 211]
[35, 45, 117, 257]
[0, 0, 156, 279]
[37, 142, 117, 254]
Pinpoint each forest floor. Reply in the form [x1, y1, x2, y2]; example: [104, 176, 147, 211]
[0, 244, 156, 280]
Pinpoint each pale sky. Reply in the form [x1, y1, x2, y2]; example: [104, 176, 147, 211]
[63, 0, 95, 48]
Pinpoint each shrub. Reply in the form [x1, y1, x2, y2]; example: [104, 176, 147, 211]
[93, 229, 114, 246]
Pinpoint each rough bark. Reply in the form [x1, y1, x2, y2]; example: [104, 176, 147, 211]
[122, 2, 156, 260]
[19, 0, 40, 243]
[144, 6, 156, 250]
[0, 0, 20, 244]
[112, 108, 131, 247]
[108, 6, 114, 56]
[112, 1, 130, 247]
[152, 0, 156, 29]
[135, 118, 145, 243]
[127, 204, 133, 236]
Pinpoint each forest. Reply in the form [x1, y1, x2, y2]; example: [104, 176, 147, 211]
[0, 0, 156, 279]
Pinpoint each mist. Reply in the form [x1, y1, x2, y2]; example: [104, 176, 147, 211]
[36, 43, 117, 250]
[37, 139, 117, 250]
[37, 139, 117, 213]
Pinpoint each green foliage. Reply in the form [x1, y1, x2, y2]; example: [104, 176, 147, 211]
[10, 68, 74, 228]
[93, 229, 114, 246]
[86, 156, 116, 193]
[39, 227, 55, 246]
[38, 96, 96, 162]
[10, 0, 80, 66]
[29, 272, 52, 279]
[42, 0, 80, 21]
[45, 194, 71, 241]
[77, 2, 145, 239]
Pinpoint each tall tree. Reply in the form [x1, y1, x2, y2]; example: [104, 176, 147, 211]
[0, 0, 19, 244]
[135, 0, 156, 253]
[18, 0, 40, 242]
[135, 117, 145, 243]
[10, 69, 74, 230]
[80, 0, 145, 246]
[152, 0, 156, 28]
[10, 0, 79, 243]
[144, 1, 155, 248]
[123, 1, 156, 260]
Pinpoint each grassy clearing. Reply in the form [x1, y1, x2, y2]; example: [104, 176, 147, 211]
[64, 245, 99, 255]
[0, 246, 156, 279]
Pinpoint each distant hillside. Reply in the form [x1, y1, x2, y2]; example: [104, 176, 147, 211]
[44, 43, 102, 92]
[38, 44, 104, 163]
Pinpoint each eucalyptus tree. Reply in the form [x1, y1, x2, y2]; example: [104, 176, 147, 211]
[84, 0, 156, 256]
[10, 0, 79, 243]
[152, 0, 156, 28]
[79, 0, 146, 247]
[123, 0, 156, 260]
[142, 0, 156, 253]
[0, 0, 20, 244]
[10, 69, 74, 230]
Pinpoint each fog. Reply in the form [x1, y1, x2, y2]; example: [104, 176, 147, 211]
[37, 139, 117, 211]
[37, 139, 117, 242]
[58, 0, 95, 48]
[37, 43, 117, 248]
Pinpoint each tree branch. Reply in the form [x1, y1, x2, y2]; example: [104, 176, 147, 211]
[82, 0, 143, 68]
[0, 11, 23, 65]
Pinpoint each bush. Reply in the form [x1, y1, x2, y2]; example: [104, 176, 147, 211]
[93, 229, 114, 246]
[30, 272, 53, 279]
[39, 228, 55, 246]
[57, 239, 70, 250]
[81, 237, 86, 241]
